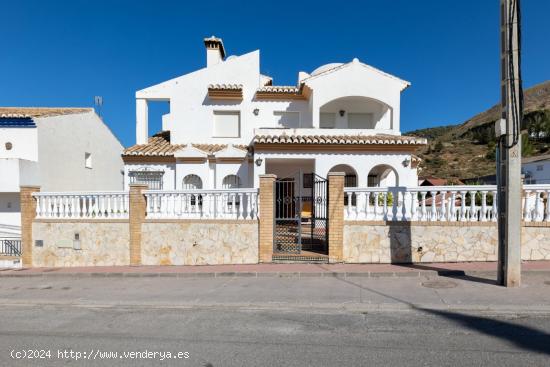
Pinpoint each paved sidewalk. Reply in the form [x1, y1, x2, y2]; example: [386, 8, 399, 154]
[1, 260, 549, 278]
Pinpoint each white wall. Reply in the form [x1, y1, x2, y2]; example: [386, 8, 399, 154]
[0, 127, 38, 161]
[36, 111, 124, 191]
[134, 50, 407, 147]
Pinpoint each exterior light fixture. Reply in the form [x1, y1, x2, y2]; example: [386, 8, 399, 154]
[253, 108, 260, 116]
[255, 158, 263, 167]
[339, 110, 345, 117]
[402, 158, 411, 167]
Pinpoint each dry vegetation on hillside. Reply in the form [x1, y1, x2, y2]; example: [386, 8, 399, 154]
[407, 81, 550, 180]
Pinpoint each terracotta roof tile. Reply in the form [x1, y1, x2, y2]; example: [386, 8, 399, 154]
[257, 85, 300, 93]
[208, 84, 243, 90]
[123, 132, 248, 157]
[0, 107, 93, 118]
[253, 133, 427, 146]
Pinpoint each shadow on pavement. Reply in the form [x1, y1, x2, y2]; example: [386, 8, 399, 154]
[395, 263, 498, 285]
[335, 276, 550, 356]
[420, 308, 550, 356]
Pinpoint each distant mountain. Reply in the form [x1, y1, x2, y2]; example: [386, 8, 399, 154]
[407, 81, 550, 180]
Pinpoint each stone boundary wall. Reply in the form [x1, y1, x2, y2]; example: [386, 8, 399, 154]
[343, 221, 550, 263]
[32, 221, 130, 267]
[141, 221, 259, 266]
[30, 220, 259, 267]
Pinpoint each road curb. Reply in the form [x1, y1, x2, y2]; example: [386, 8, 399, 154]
[1, 269, 549, 279]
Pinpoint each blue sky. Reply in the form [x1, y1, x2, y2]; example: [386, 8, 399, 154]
[2, 0, 549, 147]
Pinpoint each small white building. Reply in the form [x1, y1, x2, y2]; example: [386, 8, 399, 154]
[0, 108, 124, 238]
[123, 36, 426, 192]
[523, 154, 550, 184]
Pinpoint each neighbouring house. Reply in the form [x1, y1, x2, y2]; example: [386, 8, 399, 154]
[0, 108, 124, 245]
[122, 36, 426, 193]
[523, 154, 550, 184]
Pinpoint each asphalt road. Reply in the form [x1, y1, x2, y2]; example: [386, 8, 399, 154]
[0, 275, 549, 366]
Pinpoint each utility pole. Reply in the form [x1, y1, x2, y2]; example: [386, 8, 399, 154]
[496, 0, 523, 287]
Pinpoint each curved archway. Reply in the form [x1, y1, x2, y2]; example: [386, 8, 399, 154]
[182, 174, 203, 190]
[328, 164, 358, 187]
[367, 165, 399, 187]
[319, 96, 392, 130]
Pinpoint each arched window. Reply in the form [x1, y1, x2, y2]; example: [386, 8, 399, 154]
[222, 175, 241, 189]
[183, 174, 203, 206]
[329, 164, 358, 206]
[182, 174, 203, 190]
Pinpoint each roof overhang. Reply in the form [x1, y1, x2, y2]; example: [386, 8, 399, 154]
[255, 85, 311, 100]
[208, 84, 243, 100]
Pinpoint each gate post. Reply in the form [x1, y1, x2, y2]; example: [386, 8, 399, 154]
[129, 184, 148, 266]
[20, 185, 40, 267]
[259, 174, 276, 263]
[328, 172, 345, 263]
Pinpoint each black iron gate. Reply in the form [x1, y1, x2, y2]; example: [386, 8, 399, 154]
[274, 173, 328, 254]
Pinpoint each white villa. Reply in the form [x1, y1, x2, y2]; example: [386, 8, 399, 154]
[123, 36, 426, 191]
[0, 108, 124, 239]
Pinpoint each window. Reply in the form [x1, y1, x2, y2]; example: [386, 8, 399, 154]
[84, 152, 92, 169]
[368, 174, 379, 187]
[222, 174, 241, 189]
[320, 113, 336, 128]
[537, 165, 544, 171]
[274, 111, 299, 128]
[213, 111, 240, 137]
[129, 171, 164, 189]
[348, 113, 374, 129]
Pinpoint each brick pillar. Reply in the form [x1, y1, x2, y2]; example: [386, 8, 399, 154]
[328, 172, 345, 263]
[258, 174, 276, 263]
[20, 186, 40, 267]
[129, 184, 148, 266]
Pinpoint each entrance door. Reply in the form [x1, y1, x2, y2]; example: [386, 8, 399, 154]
[274, 173, 328, 255]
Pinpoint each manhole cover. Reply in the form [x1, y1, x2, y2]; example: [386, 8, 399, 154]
[421, 280, 458, 289]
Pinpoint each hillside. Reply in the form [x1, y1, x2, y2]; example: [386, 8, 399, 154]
[407, 81, 550, 180]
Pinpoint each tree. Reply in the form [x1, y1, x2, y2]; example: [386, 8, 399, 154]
[434, 140, 444, 152]
[521, 133, 534, 157]
[486, 141, 496, 161]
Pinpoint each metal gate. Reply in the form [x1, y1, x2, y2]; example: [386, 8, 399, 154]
[274, 172, 328, 254]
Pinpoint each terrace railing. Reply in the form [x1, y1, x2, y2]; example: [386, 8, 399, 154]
[33, 192, 129, 219]
[343, 185, 550, 222]
[144, 189, 259, 220]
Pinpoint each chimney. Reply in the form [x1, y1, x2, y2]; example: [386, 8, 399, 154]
[204, 36, 226, 67]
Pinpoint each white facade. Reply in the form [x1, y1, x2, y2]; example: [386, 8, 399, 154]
[124, 36, 425, 191]
[0, 109, 124, 235]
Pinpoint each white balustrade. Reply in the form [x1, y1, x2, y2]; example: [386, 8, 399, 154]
[344, 185, 550, 222]
[144, 189, 259, 220]
[33, 192, 129, 219]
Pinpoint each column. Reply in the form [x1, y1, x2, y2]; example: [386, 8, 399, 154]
[328, 172, 345, 263]
[129, 184, 148, 266]
[136, 99, 149, 145]
[258, 174, 276, 263]
[20, 186, 40, 267]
